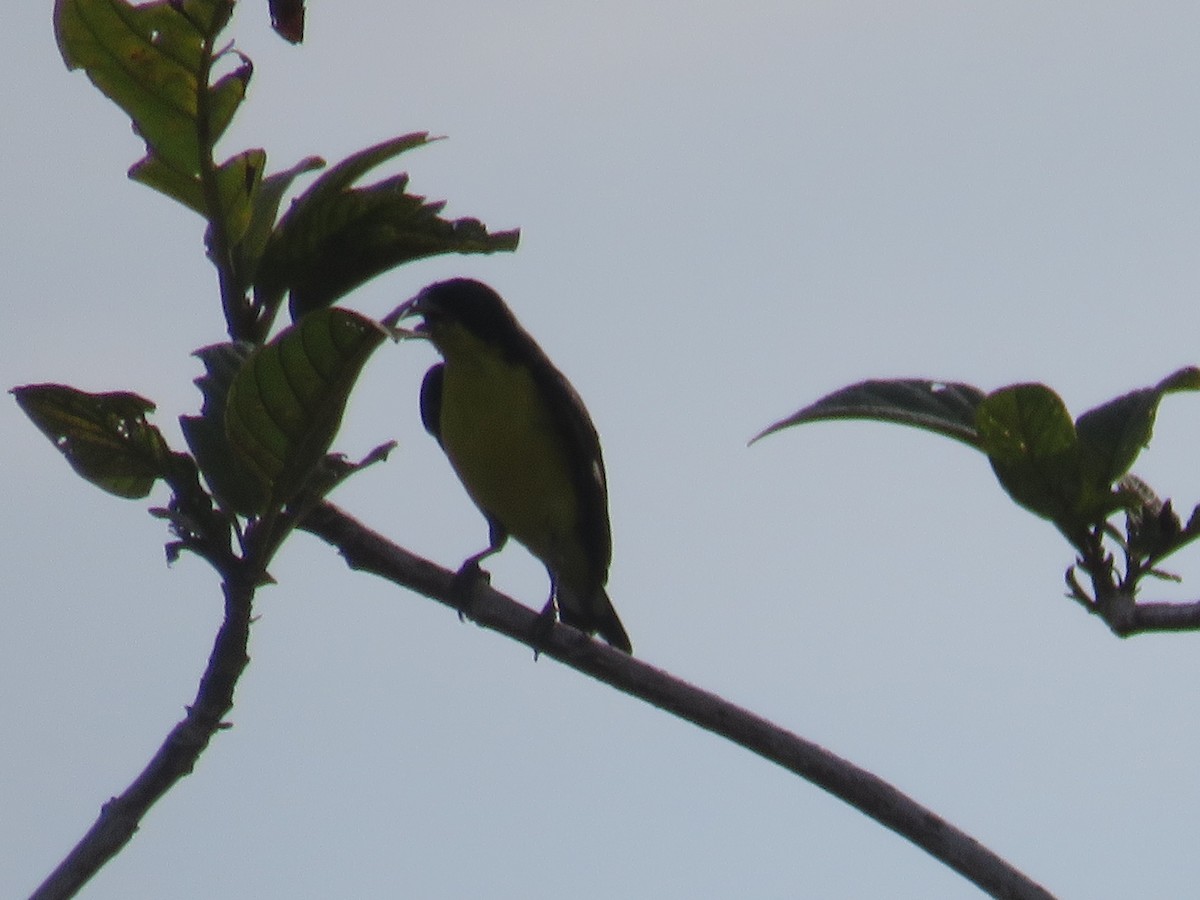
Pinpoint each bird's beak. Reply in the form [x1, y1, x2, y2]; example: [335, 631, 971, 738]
[380, 294, 428, 341]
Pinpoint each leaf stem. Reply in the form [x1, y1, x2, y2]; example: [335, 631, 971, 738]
[193, 5, 254, 341]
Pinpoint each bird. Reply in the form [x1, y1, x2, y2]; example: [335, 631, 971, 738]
[394, 278, 632, 653]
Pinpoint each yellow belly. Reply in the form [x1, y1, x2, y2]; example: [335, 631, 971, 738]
[437, 340, 583, 580]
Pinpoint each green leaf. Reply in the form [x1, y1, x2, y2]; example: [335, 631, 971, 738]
[1157, 366, 1200, 393]
[757, 368, 1200, 543]
[212, 149, 266, 248]
[974, 384, 1105, 525]
[12, 383, 173, 499]
[181, 342, 265, 515]
[751, 379, 986, 447]
[1074, 365, 1200, 492]
[292, 134, 435, 212]
[55, 0, 248, 213]
[127, 67, 255, 217]
[208, 52, 252, 146]
[236, 155, 325, 296]
[129, 154, 205, 214]
[1075, 389, 1160, 489]
[224, 308, 388, 511]
[253, 134, 521, 319]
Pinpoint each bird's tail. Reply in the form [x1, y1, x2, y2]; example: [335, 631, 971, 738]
[557, 583, 632, 654]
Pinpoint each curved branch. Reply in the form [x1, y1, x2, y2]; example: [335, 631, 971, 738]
[1068, 535, 1200, 636]
[1116, 600, 1200, 633]
[301, 502, 1056, 900]
[1083, 590, 1200, 637]
[29, 572, 257, 900]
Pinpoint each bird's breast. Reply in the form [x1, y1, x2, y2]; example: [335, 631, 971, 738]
[438, 347, 580, 569]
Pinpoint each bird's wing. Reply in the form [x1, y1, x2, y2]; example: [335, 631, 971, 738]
[532, 355, 613, 578]
[419, 362, 445, 447]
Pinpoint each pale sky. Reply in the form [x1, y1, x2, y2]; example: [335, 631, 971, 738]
[5, 2, 1200, 897]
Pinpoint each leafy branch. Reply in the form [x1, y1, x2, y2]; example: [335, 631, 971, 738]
[754, 370, 1200, 635]
[23, 2, 517, 897]
[53, 0, 516, 343]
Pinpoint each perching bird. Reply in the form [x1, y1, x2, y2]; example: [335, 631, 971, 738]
[395, 278, 632, 653]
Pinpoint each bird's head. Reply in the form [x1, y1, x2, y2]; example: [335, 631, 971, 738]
[385, 278, 526, 358]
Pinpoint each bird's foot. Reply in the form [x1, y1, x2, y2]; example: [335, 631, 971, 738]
[450, 560, 490, 621]
[529, 599, 558, 660]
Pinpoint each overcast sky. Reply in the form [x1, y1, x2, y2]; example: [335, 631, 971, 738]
[5, 2, 1200, 897]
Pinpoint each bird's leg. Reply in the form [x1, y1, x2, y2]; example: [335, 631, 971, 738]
[451, 519, 507, 620]
[529, 576, 559, 659]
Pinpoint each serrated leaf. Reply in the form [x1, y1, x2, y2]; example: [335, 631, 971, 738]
[297, 134, 435, 209]
[253, 134, 520, 318]
[235, 155, 325, 296]
[224, 308, 387, 511]
[751, 379, 986, 447]
[57, 0, 204, 173]
[181, 342, 265, 515]
[12, 383, 173, 499]
[129, 65, 255, 216]
[55, 0, 248, 215]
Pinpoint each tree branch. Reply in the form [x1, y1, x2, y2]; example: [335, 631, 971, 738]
[1084, 591, 1200, 636]
[1066, 534, 1200, 637]
[29, 571, 257, 900]
[300, 502, 1056, 900]
[1116, 600, 1200, 633]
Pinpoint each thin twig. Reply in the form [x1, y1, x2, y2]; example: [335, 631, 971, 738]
[28, 572, 257, 900]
